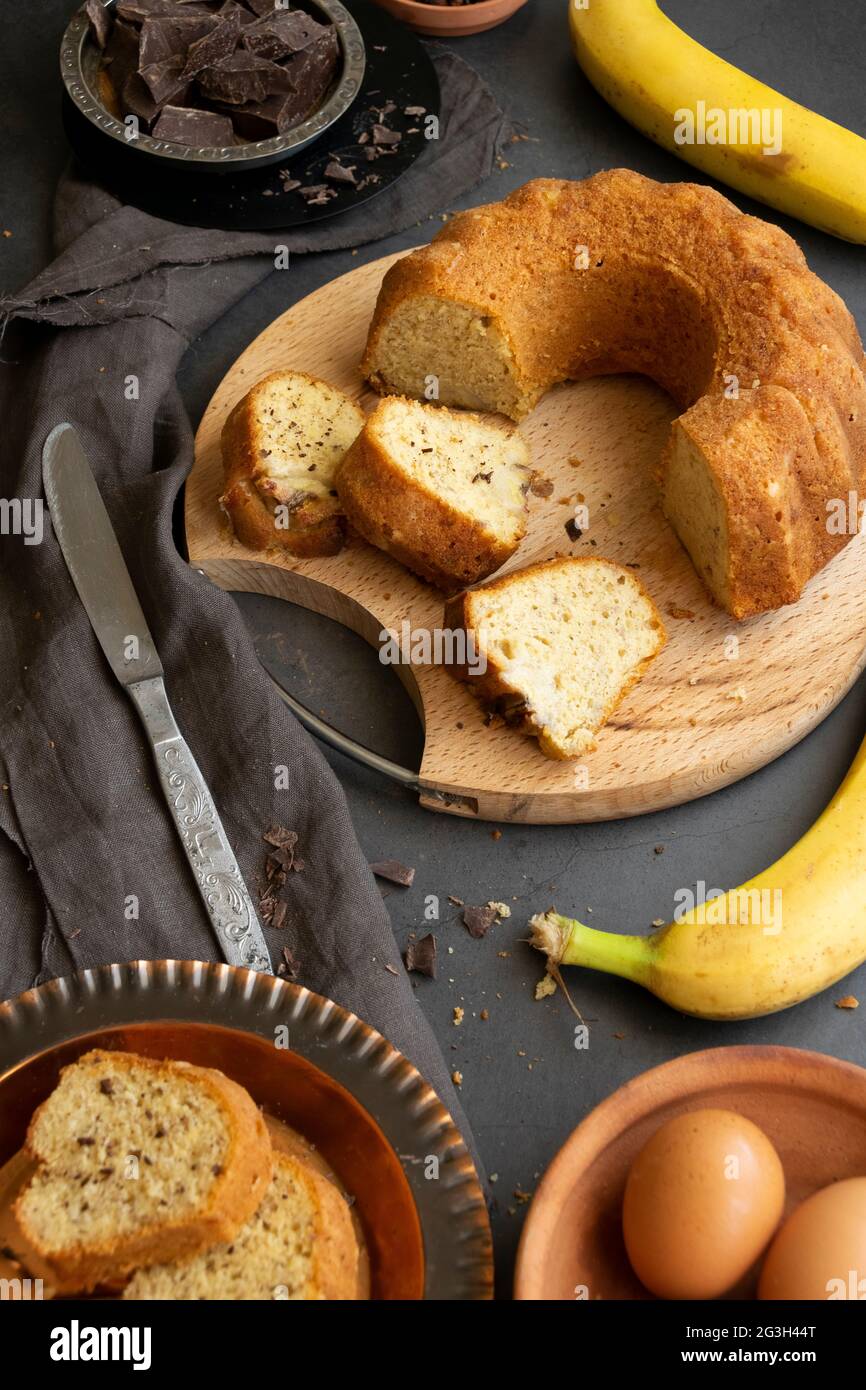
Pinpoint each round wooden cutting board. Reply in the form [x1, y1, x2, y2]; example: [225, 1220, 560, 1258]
[188, 251, 866, 824]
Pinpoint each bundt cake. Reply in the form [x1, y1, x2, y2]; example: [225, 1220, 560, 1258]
[362, 171, 866, 619]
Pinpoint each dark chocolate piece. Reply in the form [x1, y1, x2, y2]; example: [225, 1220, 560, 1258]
[372, 123, 401, 146]
[152, 104, 236, 145]
[140, 54, 190, 106]
[244, 0, 285, 15]
[565, 517, 583, 541]
[324, 160, 357, 185]
[263, 825, 299, 850]
[138, 14, 218, 67]
[277, 945, 300, 980]
[122, 71, 161, 123]
[85, 0, 112, 49]
[462, 904, 498, 939]
[404, 933, 436, 979]
[117, 0, 211, 22]
[369, 859, 416, 887]
[181, 10, 243, 78]
[198, 51, 292, 105]
[242, 10, 331, 61]
[102, 18, 141, 95]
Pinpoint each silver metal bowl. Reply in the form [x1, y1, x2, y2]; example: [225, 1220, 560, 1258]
[60, 0, 366, 172]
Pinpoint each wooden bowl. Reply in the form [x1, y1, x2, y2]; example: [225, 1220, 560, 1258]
[514, 1046, 866, 1301]
[371, 0, 530, 39]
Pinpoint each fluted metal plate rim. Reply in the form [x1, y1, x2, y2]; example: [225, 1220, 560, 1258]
[60, 0, 366, 170]
[0, 959, 492, 1301]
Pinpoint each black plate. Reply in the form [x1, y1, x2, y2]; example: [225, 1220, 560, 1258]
[61, 0, 440, 231]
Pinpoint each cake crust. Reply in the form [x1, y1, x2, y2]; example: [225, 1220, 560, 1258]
[220, 370, 364, 558]
[335, 396, 531, 591]
[363, 172, 866, 619]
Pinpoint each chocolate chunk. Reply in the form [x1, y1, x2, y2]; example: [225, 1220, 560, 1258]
[85, 0, 112, 49]
[117, 0, 211, 22]
[270, 900, 288, 931]
[324, 160, 357, 185]
[139, 13, 217, 67]
[140, 54, 190, 106]
[152, 105, 236, 145]
[279, 27, 339, 113]
[99, 1078, 115, 1096]
[122, 70, 161, 123]
[277, 946, 300, 980]
[372, 123, 401, 146]
[404, 933, 436, 979]
[263, 825, 299, 851]
[565, 518, 583, 541]
[243, 11, 331, 61]
[369, 859, 415, 887]
[103, 18, 141, 94]
[462, 904, 498, 939]
[181, 10, 243, 78]
[244, 0, 287, 15]
[199, 51, 292, 105]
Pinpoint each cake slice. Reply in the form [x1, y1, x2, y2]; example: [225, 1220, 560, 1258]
[124, 1151, 359, 1301]
[444, 557, 666, 759]
[220, 370, 364, 556]
[14, 1050, 272, 1293]
[335, 395, 531, 590]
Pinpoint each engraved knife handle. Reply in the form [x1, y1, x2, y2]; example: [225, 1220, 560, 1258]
[127, 677, 273, 974]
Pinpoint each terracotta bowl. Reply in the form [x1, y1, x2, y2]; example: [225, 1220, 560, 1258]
[372, 0, 530, 39]
[514, 1045, 866, 1301]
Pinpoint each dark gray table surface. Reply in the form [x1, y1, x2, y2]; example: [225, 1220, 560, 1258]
[3, 0, 865, 1297]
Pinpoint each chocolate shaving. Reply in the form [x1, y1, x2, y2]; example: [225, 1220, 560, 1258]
[565, 518, 583, 542]
[462, 904, 498, 939]
[263, 825, 299, 850]
[324, 160, 357, 185]
[277, 946, 300, 980]
[369, 859, 416, 887]
[404, 933, 436, 979]
[371, 123, 402, 146]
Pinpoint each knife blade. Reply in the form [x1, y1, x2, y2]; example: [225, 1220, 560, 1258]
[42, 423, 273, 975]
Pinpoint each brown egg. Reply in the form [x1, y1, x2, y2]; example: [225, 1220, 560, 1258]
[622, 1108, 785, 1300]
[758, 1177, 866, 1300]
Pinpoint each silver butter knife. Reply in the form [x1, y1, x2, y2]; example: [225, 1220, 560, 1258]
[42, 423, 273, 975]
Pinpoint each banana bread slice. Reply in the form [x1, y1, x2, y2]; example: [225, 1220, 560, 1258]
[335, 395, 531, 590]
[220, 370, 364, 556]
[15, 1050, 272, 1293]
[124, 1151, 359, 1300]
[445, 557, 667, 759]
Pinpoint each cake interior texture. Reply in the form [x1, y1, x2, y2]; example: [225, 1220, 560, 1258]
[368, 396, 529, 540]
[18, 1058, 229, 1251]
[242, 372, 363, 506]
[125, 1153, 356, 1301]
[463, 560, 665, 758]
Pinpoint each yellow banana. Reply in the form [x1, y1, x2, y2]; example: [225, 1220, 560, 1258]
[569, 0, 866, 243]
[530, 727, 866, 1020]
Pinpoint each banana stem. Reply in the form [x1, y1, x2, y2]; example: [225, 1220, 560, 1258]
[530, 911, 653, 986]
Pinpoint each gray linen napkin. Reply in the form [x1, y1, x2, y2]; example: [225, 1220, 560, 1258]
[0, 47, 511, 1150]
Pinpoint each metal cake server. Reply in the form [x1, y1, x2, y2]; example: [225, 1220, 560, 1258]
[42, 423, 273, 975]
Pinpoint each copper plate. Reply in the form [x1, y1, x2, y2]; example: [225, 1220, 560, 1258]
[0, 960, 492, 1301]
